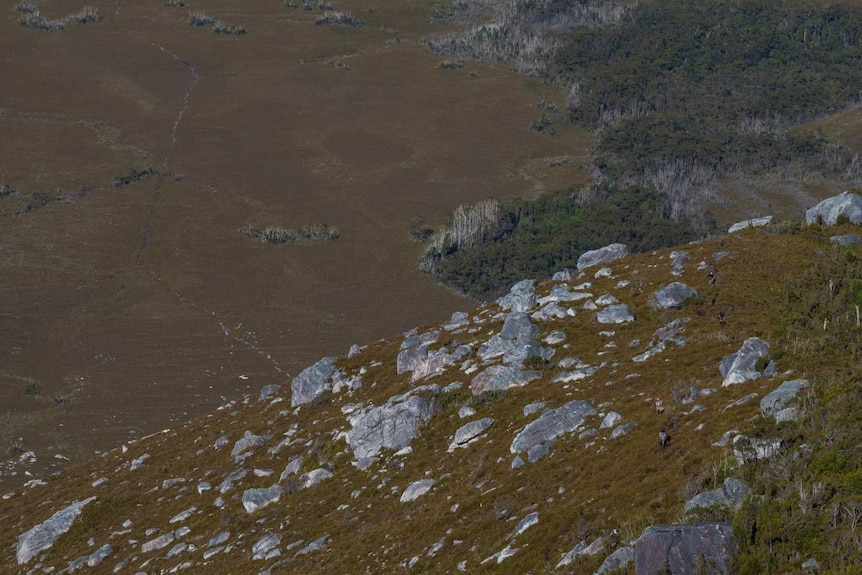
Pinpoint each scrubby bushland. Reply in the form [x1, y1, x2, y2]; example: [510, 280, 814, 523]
[728, 240, 862, 573]
[427, 0, 862, 220]
[240, 223, 340, 245]
[420, 186, 712, 299]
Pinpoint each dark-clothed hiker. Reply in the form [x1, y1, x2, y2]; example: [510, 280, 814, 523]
[659, 428, 669, 449]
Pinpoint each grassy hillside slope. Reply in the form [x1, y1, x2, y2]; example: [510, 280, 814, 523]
[1, 217, 861, 574]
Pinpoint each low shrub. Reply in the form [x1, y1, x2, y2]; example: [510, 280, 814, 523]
[314, 10, 363, 27]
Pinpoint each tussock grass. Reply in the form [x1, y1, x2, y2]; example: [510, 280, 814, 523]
[16, 3, 100, 30]
[188, 10, 216, 27]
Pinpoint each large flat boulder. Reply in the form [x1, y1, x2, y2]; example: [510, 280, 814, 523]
[497, 280, 537, 312]
[653, 282, 700, 310]
[577, 243, 628, 271]
[510, 400, 596, 458]
[685, 478, 750, 513]
[635, 522, 735, 575]
[596, 304, 636, 324]
[291, 357, 337, 407]
[345, 387, 437, 461]
[761, 379, 809, 420]
[806, 191, 862, 225]
[470, 365, 541, 394]
[728, 216, 772, 233]
[17, 497, 97, 564]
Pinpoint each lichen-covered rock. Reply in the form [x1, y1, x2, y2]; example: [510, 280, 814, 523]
[448, 418, 494, 451]
[685, 478, 750, 513]
[806, 191, 862, 225]
[511, 400, 596, 458]
[345, 388, 437, 460]
[761, 379, 809, 420]
[242, 484, 283, 513]
[497, 280, 537, 312]
[16, 497, 96, 564]
[400, 478, 436, 503]
[596, 304, 636, 324]
[470, 365, 540, 394]
[721, 338, 770, 386]
[635, 522, 735, 575]
[653, 282, 700, 310]
[728, 216, 772, 233]
[577, 243, 628, 270]
[595, 546, 634, 574]
[291, 357, 337, 407]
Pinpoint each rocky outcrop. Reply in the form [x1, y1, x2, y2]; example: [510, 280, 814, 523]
[17, 497, 97, 564]
[761, 379, 809, 422]
[635, 522, 735, 575]
[400, 478, 436, 503]
[448, 418, 494, 451]
[291, 357, 337, 407]
[497, 280, 537, 312]
[345, 387, 437, 461]
[653, 282, 700, 310]
[596, 304, 636, 324]
[595, 546, 635, 574]
[470, 365, 541, 394]
[720, 338, 769, 386]
[805, 191, 862, 225]
[831, 233, 862, 246]
[577, 243, 628, 270]
[242, 484, 282, 513]
[510, 400, 596, 462]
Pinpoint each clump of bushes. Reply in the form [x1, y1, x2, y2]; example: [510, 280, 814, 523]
[189, 10, 246, 34]
[164, 0, 185, 7]
[112, 168, 161, 188]
[15, 3, 100, 30]
[314, 10, 363, 27]
[0, 185, 19, 199]
[240, 224, 340, 245]
[439, 58, 465, 70]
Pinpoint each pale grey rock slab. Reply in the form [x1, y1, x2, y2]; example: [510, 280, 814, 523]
[733, 435, 782, 463]
[300, 468, 333, 489]
[552, 268, 574, 281]
[217, 468, 248, 494]
[537, 284, 592, 305]
[831, 233, 862, 246]
[259, 384, 281, 402]
[599, 412, 623, 429]
[497, 280, 537, 313]
[512, 512, 539, 537]
[347, 344, 365, 358]
[523, 402, 546, 417]
[721, 338, 770, 386]
[577, 244, 628, 270]
[208, 532, 230, 548]
[723, 392, 758, 411]
[470, 365, 540, 394]
[652, 282, 700, 310]
[448, 418, 494, 452]
[279, 457, 303, 481]
[685, 478, 750, 513]
[345, 388, 437, 460]
[510, 400, 596, 457]
[610, 422, 636, 439]
[728, 215, 773, 233]
[86, 543, 112, 567]
[291, 357, 337, 407]
[500, 312, 540, 340]
[502, 340, 553, 367]
[552, 365, 599, 383]
[596, 304, 635, 324]
[16, 497, 96, 564]
[458, 406, 476, 419]
[242, 484, 282, 513]
[806, 191, 862, 225]
[761, 379, 809, 418]
[142, 533, 174, 554]
[532, 302, 572, 321]
[169, 507, 196, 524]
[444, 311, 470, 331]
[594, 267, 613, 278]
[595, 294, 619, 306]
[231, 430, 270, 460]
[400, 479, 436, 503]
[296, 535, 329, 556]
[251, 533, 281, 561]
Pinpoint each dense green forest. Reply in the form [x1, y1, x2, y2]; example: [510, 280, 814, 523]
[422, 0, 862, 299]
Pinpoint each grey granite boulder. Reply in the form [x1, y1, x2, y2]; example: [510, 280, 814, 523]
[503, 339, 553, 367]
[596, 304, 636, 324]
[444, 311, 470, 331]
[635, 522, 735, 575]
[497, 280, 537, 312]
[552, 268, 574, 281]
[510, 400, 596, 459]
[500, 312, 540, 340]
[721, 338, 770, 386]
[831, 233, 862, 246]
[671, 251, 689, 276]
[232, 430, 269, 460]
[532, 302, 572, 321]
[400, 478, 436, 503]
[733, 435, 782, 463]
[397, 346, 455, 381]
[653, 282, 700, 310]
[448, 418, 494, 451]
[16, 497, 96, 564]
[259, 384, 281, 402]
[761, 379, 809, 421]
[470, 365, 540, 394]
[345, 387, 437, 460]
[685, 478, 750, 513]
[538, 284, 592, 305]
[300, 468, 334, 489]
[291, 357, 337, 407]
[577, 243, 628, 270]
[242, 484, 283, 513]
[728, 216, 772, 233]
[806, 191, 862, 225]
[251, 533, 281, 561]
[595, 546, 635, 574]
